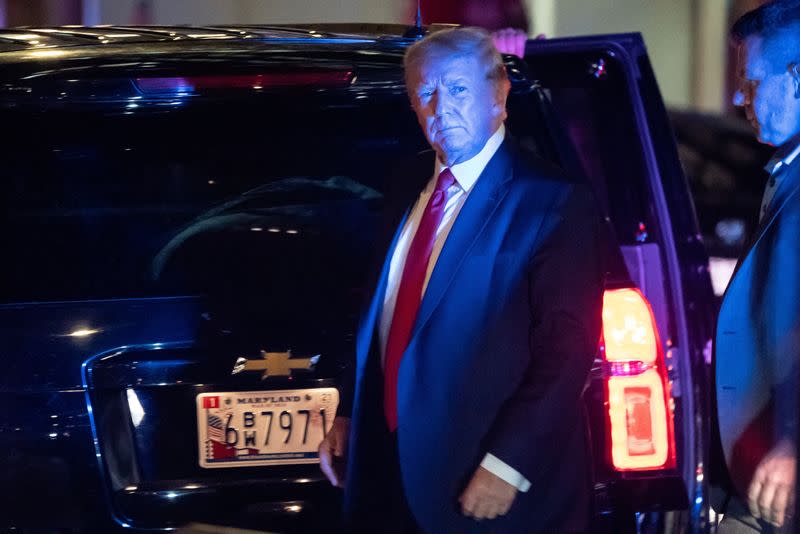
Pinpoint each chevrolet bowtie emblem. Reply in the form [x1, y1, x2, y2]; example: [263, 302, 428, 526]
[231, 350, 320, 379]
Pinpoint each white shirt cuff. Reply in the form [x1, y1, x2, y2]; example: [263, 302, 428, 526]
[480, 453, 531, 492]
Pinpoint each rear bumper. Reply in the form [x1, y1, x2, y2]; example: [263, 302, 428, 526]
[595, 474, 688, 515]
[113, 476, 342, 531]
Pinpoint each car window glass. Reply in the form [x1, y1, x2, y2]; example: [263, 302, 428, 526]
[523, 50, 658, 247]
[670, 110, 771, 257]
[0, 97, 427, 304]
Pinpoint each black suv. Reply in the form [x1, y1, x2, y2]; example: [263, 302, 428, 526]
[0, 24, 715, 533]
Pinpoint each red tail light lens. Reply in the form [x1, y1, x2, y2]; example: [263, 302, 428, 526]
[602, 288, 676, 471]
[134, 70, 355, 94]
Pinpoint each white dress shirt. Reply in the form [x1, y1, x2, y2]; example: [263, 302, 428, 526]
[378, 124, 531, 492]
[760, 140, 800, 221]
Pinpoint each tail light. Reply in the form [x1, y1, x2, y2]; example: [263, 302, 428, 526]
[601, 288, 676, 471]
[134, 70, 355, 94]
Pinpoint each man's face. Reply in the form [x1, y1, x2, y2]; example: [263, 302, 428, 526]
[734, 35, 800, 147]
[408, 54, 507, 166]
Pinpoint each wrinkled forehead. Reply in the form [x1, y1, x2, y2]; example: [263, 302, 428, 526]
[408, 54, 486, 87]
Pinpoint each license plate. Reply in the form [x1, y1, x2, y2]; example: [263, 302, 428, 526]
[196, 388, 339, 468]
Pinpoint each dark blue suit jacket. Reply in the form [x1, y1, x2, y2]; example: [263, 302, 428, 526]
[712, 161, 800, 505]
[343, 139, 605, 533]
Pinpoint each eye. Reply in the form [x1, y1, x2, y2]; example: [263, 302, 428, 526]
[450, 86, 467, 95]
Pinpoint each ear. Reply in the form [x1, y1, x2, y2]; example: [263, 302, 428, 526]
[792, 63, 800, 98]
[493, 78, 511, 118]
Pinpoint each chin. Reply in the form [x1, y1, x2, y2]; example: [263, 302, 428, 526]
[756, 130, 778, 147]
[758, 124, 798, 147]
[437, 141, 467, 159]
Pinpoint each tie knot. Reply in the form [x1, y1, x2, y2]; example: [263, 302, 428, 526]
[436, 168, 457, 193]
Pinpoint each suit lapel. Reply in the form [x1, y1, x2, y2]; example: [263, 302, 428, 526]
[408, 141, 514, 344]
[725, 165, 800, 295]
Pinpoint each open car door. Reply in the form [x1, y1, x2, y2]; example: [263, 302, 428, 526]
[515, 33, 717, 533]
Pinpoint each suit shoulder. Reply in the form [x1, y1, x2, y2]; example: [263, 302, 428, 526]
[511, 145, 568, 180]
[508, 144, 591, 203]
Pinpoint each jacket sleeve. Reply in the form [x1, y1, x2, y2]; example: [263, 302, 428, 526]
[484, 182, 606, 483]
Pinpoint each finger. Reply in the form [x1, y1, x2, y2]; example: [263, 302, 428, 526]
[483, 503, 500, 520]
[491, 34, 503, 52]
[332, 434, 344, 457]
[318, 438, 330, 463]
[318, 445, 340, 487]
[748, 477, 764, 518]
[472, 500, 491, 520]
[498, 499, 512, 516]
[500, 32, 513, 54]
[535, 33, 547, 40]
[460, 489, 477, 517]
[515, 33, 525, 58]
[759, 480, 778, 522]
[770, 484, 790, 527]
[497, 35, 509, 54]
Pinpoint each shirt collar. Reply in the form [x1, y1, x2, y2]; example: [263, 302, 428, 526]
[434, 124, 506, 192]
[765, 136, 800, 175]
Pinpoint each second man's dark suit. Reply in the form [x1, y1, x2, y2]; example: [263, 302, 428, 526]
[711, 158, 800, 530]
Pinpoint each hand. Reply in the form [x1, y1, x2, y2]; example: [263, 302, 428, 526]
[747, 438, 796, 527]
[491, 28, 528, 58]
[318, 416, 350, 488]
[458, 466, 518, 520]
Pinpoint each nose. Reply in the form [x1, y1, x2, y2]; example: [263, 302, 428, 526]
[433, 89, 450, 117]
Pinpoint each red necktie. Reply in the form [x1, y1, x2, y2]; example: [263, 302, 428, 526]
[383, 168, 456, 431]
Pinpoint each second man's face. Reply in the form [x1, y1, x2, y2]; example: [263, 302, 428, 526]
[409, 55, 505, 166]
[734, 36, 800, 147]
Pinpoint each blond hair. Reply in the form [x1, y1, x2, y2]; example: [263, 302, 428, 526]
[403, 27, 509, 92]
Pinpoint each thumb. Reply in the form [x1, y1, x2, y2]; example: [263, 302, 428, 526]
[331, 419, 350, 456]
[333, 430, 347, 457]
[319, 441, 340, 487]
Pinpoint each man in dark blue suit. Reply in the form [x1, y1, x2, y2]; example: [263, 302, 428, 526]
[319, 27, 605, 533]
[711, 1, 800, 532]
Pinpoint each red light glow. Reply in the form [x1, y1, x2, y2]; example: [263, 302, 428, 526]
[134, 71, 355, 94]
[602, 288, 676, 471]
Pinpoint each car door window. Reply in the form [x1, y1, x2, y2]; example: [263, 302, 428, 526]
[0, 97, 426, 307]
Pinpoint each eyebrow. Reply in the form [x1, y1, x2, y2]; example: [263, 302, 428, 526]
[442, 76, 469, 85]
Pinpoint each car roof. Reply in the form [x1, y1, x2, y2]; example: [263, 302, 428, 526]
[0, 22, 537, 102]
[0, 23, 450, 54]
[0, 23, 471, 87]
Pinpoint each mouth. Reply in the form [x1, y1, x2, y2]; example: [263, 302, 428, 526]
[434, 126, 463, 137]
